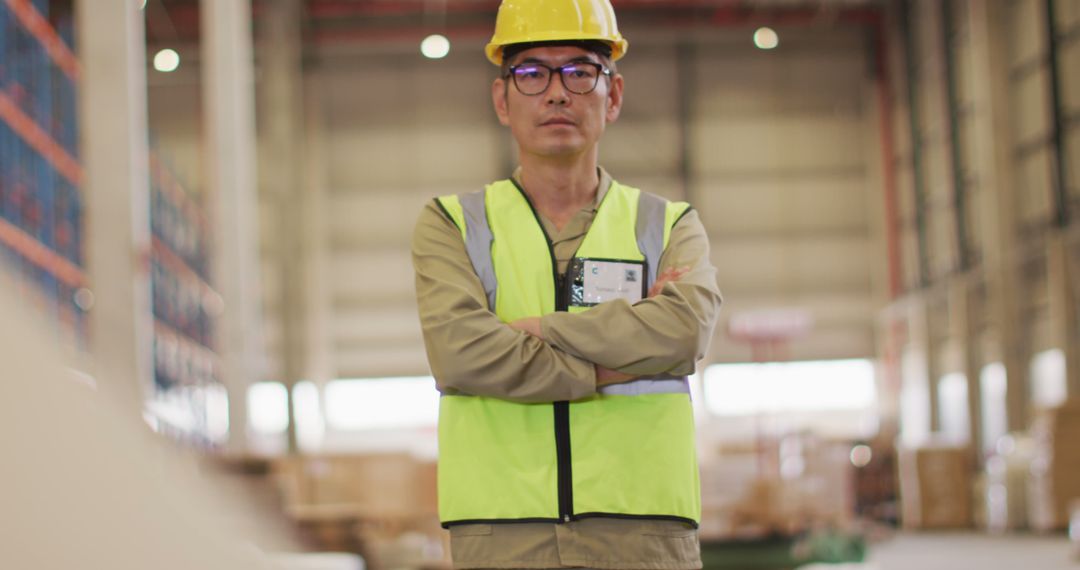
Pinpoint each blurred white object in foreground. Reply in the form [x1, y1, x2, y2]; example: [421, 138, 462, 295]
[273, 552, 364, 570]
[0, 271, 293, 570]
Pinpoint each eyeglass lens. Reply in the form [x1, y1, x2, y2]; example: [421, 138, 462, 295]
[511, 63, 603, 95]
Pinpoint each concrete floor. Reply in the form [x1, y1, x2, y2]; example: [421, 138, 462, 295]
[828, 532, 1079, 570]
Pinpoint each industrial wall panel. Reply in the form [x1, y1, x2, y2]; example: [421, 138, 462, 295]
[954, 34, 976, 106]
[709, 237, 871, 295]
[715, 293, 876, 329]
[1062, 40, 1080, 112]
[328, 189, 452, 248]
[1008, 0, 1046, 69]
[147, 83, 203, 192]
[900, 227, 921, 289]
[606, 174, 683, 203]
[600, 119, 681, 175]
[916, 75, 948, 147]
[958, 114, 980, 185]
[1015, 149, 1054, 227]
[694, 60, 865, 119]
[692, 116, 864, 176]
[709, 323, 877, 363]
[965, 185, 984, 264]
[921, 149, 951, 206]
[927, 206, 958, 277]
[892, 101, 914, 159]
[330, 306, 421, 344]
[613, 49, 679, 118]
[896, 164, 916, 223]
[334, 345, 432, 379]
[317, 64, 492, 129]
[329, 249, 415, 300]
[1057, 0, 1080, 26]
[1011, 68, 1052, 147]
[913, 0, 942, 67]
[1068, 128, 1080, 201]
[695, 178, 867, 237]
[326, 126, 500, 190]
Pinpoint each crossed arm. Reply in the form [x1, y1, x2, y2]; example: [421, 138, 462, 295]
[411, 201, 722, 404]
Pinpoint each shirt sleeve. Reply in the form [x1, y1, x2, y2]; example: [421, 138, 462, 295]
[539, 209, 723, 377]
[412, 201, 598, 403]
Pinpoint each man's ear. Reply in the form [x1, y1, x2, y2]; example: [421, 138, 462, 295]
[492, 78, 511, 126]
[605, 73, 624, 124]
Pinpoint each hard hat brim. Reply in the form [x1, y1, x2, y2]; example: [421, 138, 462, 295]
[486, 37, 628, 66]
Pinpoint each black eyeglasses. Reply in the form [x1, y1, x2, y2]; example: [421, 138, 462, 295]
[506, 61, 612, 96]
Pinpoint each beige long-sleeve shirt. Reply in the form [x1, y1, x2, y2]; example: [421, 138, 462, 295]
[412, 169, 722, 569]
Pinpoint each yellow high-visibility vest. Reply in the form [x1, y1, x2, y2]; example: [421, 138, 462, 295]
[435, 179, 699, 527]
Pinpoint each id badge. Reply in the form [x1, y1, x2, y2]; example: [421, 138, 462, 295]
[568, 258, 646, 307]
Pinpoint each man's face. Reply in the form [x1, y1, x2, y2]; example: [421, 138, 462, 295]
[492, 45, 624, 160]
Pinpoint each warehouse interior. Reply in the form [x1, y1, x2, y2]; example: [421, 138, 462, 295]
[1, 0, 1079, 568]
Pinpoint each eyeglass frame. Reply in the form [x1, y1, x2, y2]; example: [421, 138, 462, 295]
[504, 61, 613, 96]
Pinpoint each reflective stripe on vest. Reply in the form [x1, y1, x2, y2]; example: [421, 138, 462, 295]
[434, 179, 699, 527]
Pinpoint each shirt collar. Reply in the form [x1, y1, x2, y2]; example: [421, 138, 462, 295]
[511, 167, 613, 211]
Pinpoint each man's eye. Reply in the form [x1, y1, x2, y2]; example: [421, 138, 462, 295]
[516, 68, 544, 79]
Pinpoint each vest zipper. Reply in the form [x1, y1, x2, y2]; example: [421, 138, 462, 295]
[510, 179, 575, 524]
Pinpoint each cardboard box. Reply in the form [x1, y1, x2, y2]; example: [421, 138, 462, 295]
[1028, 400, 1080, 532]
[898, 443, 972, 529]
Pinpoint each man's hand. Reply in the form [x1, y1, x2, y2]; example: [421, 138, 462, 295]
[648, 266, 690, 298]
[595, 365, 637, 387]
[508, 317, 543, 339]
[512, 267, 689, 389]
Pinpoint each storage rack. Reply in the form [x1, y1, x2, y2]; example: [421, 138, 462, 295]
[0, 0, 86, 342]
[148, 152, 226, 446]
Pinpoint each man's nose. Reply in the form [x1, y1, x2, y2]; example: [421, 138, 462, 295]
[544, 72, 570, 105]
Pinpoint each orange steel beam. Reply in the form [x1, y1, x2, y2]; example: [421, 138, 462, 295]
[4, 0, 81, 81]
[0, 91, 83, 187]
[0, 217, 85, 288]
[151, 235, 217, 296]
[154, 318, 220, 365]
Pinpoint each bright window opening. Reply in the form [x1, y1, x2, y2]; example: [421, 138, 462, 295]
[703, 358, 877, 416]
[324, 376, 439, 431]
[937, 373, 970, 443]
[1031, 349, 1066, 409]
[248, 382, 289, 435]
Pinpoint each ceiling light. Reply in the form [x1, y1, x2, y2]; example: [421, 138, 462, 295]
[421, 34, 451, 59]
[754, 27, 779, 50]
[154, 48, 180, 72]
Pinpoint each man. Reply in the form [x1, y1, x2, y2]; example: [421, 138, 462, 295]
[412, 1, 722, 568]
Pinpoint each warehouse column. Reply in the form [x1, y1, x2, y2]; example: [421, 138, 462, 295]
[967, 0, 1028, 432]
[262, 0, 306, 452]
[201, 0, 264, 453]
[1047, 234, 1080, 399]
[77, 0, 154, 411]
[948, 278, 983, 456]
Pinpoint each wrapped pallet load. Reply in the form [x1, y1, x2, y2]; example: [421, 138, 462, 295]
[1028, 400, 1080, 532]
[898, 440, 972, 529]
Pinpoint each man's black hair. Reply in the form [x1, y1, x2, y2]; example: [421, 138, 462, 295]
[501, 39, 613, 67]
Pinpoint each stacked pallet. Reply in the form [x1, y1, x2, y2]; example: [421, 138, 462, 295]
[898, 441, 972, 529]
[1028, 400, 1080, 532]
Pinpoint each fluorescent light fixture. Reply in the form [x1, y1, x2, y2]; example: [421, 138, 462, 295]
[754, 27, 779, 50]
[421, 34, 451, 59]
[154, 48, 180, 72]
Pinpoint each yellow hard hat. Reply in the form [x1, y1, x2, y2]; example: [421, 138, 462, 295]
[485, 0, 629, 65]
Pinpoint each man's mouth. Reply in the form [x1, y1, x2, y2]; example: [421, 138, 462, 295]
[541, 117, 576, 126]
